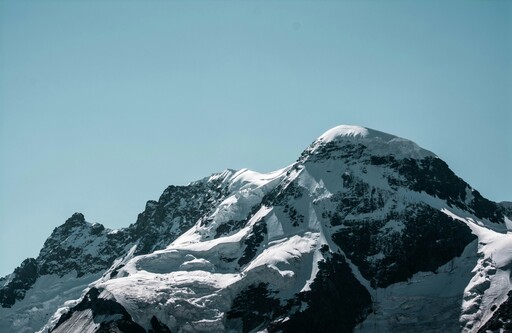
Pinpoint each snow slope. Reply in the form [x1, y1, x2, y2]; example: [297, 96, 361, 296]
[0, 272, 102, 333]
[2, 125, 510, 333]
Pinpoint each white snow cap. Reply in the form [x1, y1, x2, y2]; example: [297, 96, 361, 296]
[319, 125, 400, 142]
[319, 125, 371, 141]
[316, 124, 436, 159]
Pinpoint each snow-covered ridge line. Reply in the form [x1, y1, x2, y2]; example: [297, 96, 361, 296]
[313, 124, 436, 160]
[2, 124, 510, 333]
[319, 125, 370, 140]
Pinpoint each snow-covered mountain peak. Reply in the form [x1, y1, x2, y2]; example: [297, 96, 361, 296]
[309, 124, 436, 160]
[318, 124, 370, 140]
[63, 212, 87, 227]
[2, 125, 511, 333]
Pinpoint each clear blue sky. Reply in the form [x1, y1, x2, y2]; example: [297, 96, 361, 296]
[0, 0, 510, 277]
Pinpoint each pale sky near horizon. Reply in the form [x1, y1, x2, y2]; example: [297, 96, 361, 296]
[1, 0, 511, 277]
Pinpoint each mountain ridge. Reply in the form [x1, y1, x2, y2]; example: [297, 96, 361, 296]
[1, 125, 510, 333]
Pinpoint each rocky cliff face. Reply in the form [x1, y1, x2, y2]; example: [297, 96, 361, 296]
[1, 125, 510, 333]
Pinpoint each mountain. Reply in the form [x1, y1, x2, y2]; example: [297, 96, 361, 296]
[1, 125, 510, 333]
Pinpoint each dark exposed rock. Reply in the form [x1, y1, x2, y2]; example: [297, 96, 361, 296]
[274, 252, 372, 333]
[478, 290, 512, 333]
[128, 174, 231, 255]
[228, 251, 373, 333]
[332, 204, 476, 288]
[0, 258, 38, 308]
[238, 220, 267, 267]
[37, 216, 123, 277]
[262, 180, 304, 208]
[62, 212, 86, 229]
[215, 204, 262, 238]
[379, 155, 504, 224]
[148, 316, 172, 333]
[303, 142, 367, 163]
[227, 283, 281, 332]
